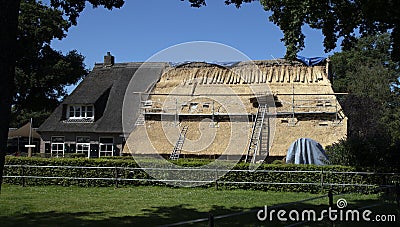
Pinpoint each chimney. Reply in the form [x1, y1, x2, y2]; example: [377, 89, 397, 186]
[104, 52, 115, 67]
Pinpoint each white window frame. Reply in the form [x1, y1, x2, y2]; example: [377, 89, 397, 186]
[51, 136, 65, 158]
[76, 136, 91, 158]
[68, 105, 94, 120]
[99, 137, 114, 157]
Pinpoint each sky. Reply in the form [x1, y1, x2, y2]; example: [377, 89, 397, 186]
[49, 0, 341, 68]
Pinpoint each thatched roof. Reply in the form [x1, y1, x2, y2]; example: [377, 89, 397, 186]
[38, 62, 166, 134]
[125, 58, 347, 157]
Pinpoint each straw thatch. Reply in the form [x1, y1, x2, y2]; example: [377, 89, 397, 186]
[125, 60, 347, 157]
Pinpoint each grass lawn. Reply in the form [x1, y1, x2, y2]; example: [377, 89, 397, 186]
[0, 184, 398, 226]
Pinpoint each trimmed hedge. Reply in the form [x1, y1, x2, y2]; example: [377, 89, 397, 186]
[3, 157, 399, 193]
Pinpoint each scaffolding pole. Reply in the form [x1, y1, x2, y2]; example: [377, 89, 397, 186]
[132, 92, 348, 96]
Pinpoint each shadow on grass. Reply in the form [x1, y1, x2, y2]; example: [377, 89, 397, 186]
[1, 205, 250, 227]
[1, 199, 398, 226]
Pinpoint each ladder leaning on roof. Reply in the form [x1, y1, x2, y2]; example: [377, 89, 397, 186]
[170, 126, 189, 160]
[245, 104, 268, 163]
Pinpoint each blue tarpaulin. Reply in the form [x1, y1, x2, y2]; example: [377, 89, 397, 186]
[296, 56, 326, 66]
[285, 138, 328, 165]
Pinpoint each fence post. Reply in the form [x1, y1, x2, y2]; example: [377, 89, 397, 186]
[383, 175, 388, 194]
[114, 167, 119, 188]
[21, 165, 25, 187]
[208, 213, 214, 227]
[396, 182, 399, 207]
[215, 169, 218, 190]
[328, 189, 333, 208]
[328, 189, 335, 227]
[320, 169, 324, 191]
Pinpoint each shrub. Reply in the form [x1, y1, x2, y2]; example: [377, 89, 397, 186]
[271, 159, 284, 165]
[68, 153, 87, 158]
[3, 157, 398, 193]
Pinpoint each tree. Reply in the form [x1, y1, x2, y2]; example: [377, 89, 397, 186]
[12, 0, 88, 128]
[12, 48, 87, 127]
[0, 0, 21, 194]
[182, 0, 400, 61]
[260, 0, 400, 60]
[331, 34, 400, 141]
[180, 0, 254, 8]
[0, 0, 124, 193]
[326, 34, 400, 167]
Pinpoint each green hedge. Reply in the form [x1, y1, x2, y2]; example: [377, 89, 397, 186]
[3, 157, 399, 193]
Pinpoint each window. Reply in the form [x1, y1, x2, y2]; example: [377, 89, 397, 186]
[51, 136, 64, 158]
[202, 103, 210, 108]
[76, 136, 90, 158]
[86, 106, 93, 118]
[99, 137, 114, 157]
[68, 105, 94, 119]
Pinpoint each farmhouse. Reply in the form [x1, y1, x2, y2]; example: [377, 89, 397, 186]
[38, 53, 347, 160]
[37, 53, 166, 157]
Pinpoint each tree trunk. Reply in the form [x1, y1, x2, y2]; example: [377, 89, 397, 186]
[0, 0, 21, 193]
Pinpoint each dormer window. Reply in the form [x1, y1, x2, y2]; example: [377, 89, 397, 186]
[68, 105, 94, 119]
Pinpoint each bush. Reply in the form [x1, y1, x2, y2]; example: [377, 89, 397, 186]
[325, 136, 399, 171]
[3, 157, 398, 193]
[271, 159, 284, 165]
[325, 139, 354, 166]
[68, 153, 87, 158]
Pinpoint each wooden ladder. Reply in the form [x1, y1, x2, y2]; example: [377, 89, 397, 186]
[245, 104, 268, 163]
[135, 113, 145, 126]
[170, 126, 189, 160]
